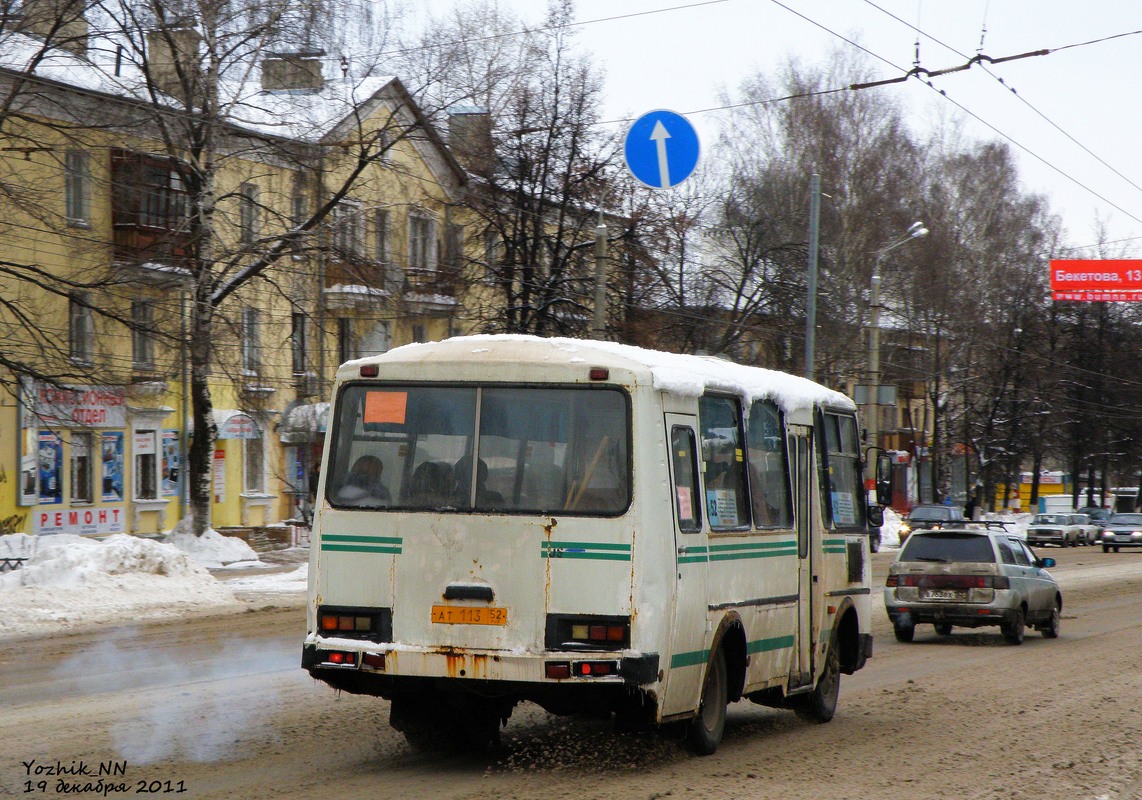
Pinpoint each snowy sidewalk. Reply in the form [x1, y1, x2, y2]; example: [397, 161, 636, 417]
[0, 530, 307, 642]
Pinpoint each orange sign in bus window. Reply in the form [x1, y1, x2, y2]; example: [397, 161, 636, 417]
[364, 391, 407, 424]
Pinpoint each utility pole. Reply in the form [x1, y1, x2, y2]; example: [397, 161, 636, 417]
[805, 173, 820, 381]
[592, 211, 608, 339]
[866, 221, 928, 481]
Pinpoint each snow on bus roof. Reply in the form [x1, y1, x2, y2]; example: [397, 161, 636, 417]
[346, 335, 854, 413]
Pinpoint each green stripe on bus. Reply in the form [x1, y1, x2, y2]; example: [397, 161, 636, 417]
[540, 550, 631, 561]
[323, 534, 402, 544]
[541, 541, 631, 551]
[671, 634, 795, 669]
[708, 540, 795, 552]
[746, 634, 795, 654]
[540, 541, 632, 561]
[670, 648, 710, 668]
[709, 547, 796, 562]
[321, 544, 402, 554]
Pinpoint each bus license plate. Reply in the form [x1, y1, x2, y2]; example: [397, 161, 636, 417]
[431, 605, 508, 626]
[922, 589, 963, 601]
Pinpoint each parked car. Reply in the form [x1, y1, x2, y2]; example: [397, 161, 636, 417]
[1069, 513, 1100, 545]
[1025, 513, 1084, 547]
[1077, 506, 1112, 524]
[884, 528, 1061, 645]
[897, 504, 966, 543]
[1099, 512, 1142, 552]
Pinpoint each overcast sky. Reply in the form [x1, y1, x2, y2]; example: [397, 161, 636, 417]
[411, 0, 1142, 254]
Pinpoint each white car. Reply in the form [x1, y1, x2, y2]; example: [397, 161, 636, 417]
[1069, 513, 1100, 545]
[1025, 513, 1084, 547]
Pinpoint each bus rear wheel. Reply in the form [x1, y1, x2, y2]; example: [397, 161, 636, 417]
[684, 648, 727, 756]
[794, 632, 839, 723]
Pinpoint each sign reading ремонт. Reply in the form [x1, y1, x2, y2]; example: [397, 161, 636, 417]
[1049, 259, 1142, 301]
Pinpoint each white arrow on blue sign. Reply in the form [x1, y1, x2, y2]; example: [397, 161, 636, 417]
[623, 109, 700, 189]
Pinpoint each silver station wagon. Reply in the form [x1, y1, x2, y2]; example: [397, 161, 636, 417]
[884, 528, 1061, 645]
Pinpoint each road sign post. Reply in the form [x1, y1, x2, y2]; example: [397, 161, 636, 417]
[623, 109, 700, 189]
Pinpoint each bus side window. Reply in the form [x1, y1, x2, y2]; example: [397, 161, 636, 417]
[698, 395, 750, 530]
[671, 426, 702, 531]
[746, 400, 792, 529]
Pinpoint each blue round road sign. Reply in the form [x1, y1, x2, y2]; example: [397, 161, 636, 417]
[623, 109, 700, 189]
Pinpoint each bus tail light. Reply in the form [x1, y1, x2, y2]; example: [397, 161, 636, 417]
[546, 614, 630, 650]
[887, 574, 1009, 590]
[316, 606, 393, 642]
[323, 651, 357, 666]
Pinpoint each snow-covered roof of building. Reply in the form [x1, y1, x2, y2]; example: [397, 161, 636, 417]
[342, 334, 854, 413]
[1, 30, 410, 144]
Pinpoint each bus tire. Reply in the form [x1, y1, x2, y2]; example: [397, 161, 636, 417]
[684, 648, 727, 756]
[795, 632, 840, 724]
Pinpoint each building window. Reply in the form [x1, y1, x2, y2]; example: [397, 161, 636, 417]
[333, 199, 363, 259]
[239, 182, 259, 245]
[358, 321, 391, 357]
[70, 432, 94, 504]
[69, 293, 94, 364]
[132, 300, 155, 370]
[291, 312, 307, 375]
[373, 208, 390, 263]
[412, 324, 426, 343]
[65, 150, 91, 226]
[242, 306, 260, 375]
[483, 230, 501, 285]
[134, 429, 158, 500]
[408, 214, 436, 281]
[337, 317, 355, 364]
[245, 435, 265, 493]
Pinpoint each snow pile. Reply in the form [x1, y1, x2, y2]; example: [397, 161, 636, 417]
[163, 522, 259, 568]
[224, 563, 309, 594]
[0, 533, 244, 639]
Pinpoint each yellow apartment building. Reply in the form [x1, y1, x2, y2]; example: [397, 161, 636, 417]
[0, 17, 469, 539]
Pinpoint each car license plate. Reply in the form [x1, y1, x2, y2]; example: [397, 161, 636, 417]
[921, 589, 964, 601]
[431, 605, 508, 625]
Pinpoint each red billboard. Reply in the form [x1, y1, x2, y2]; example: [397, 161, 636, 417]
[1050, 259, 1142, 301]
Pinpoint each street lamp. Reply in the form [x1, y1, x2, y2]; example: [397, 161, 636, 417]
[866, 221, 928, 476]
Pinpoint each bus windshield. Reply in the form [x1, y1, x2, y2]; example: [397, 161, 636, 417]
[325, 384, 630, 515]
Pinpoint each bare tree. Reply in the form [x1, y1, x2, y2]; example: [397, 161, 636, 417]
[396, 0, 628, 336]
[2, 0, 458, 535]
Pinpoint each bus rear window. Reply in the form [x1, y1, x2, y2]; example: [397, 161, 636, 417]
[326, 385, 630, 515]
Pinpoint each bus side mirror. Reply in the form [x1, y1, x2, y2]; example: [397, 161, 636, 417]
[876, 453, 893, 507]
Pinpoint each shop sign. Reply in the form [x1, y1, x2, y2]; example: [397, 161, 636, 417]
[36, 506, 125, 535]
[216, 411, 260, 439]
[24, 379, 127, 428]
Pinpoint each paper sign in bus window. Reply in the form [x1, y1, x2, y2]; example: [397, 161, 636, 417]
[364, 391, 407, 425]
[707, 489, 739, 527]
[677, 485, 693, 519]
[831, 491, 856, 526]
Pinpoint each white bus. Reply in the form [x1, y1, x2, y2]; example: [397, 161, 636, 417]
[303, 335, 882, 754]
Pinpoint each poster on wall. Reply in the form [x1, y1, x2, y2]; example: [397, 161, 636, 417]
[101, 431, 124, 502]
[162, 430, 180, 497]
[213, 448, 225, 503]
[38, 431, 63, 505]
[20, 427, 38, 506]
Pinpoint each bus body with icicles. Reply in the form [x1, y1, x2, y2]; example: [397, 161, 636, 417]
[303, 335, 884, 754]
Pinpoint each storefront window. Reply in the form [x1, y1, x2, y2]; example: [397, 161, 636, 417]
[70, 432, 94, 504]
[134, 429, 158, 500]
[245, 435, 265, 493]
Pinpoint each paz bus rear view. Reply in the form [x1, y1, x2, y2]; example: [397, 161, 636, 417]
[302, 335, 885, 754]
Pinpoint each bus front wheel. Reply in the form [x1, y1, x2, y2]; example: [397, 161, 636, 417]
[684, 648, 727, 756]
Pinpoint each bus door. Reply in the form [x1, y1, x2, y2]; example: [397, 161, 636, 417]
[788, 424, 814, 688]
[660, 414, 709, 717]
